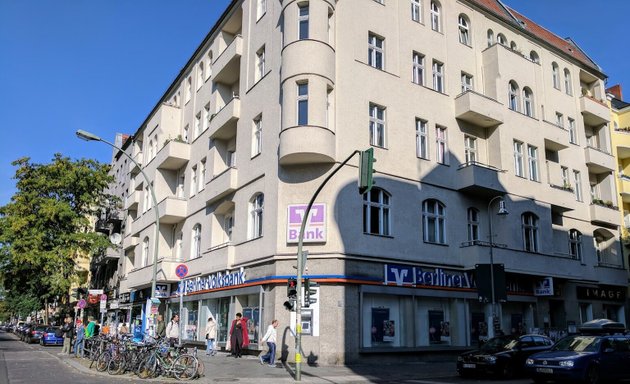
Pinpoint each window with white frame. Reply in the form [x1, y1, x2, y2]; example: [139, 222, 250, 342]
[183, 125, 189, 143]
[297, 82, 308, 125]
[529, 51, 539, 63]
[552, 62, 560, 89]
[197, 62, 204, 91]
[363, 187, 391, 236]
[257, 0, 267, 20]
[523, 87, 534, 117]
[194, 112, 201, 140]
[185, 76, 192, 104]
[298, 4, 309, 40]
[191, 224, 201, 259]
[416, 118, 428, 159]
[510, 41, 517, 50]
[513, 140, 524, 177]
[573, 170, 582, 201]
[143, 184, 150, 213]
[527, 145, 539, 181]
[224, 214, 234, 243]
[148, 139, 154, 160]
[412, 52, 425, 85]
[411, 0, 422, 22]
[153, 135, 158, 158]
[368, 33, 384, 70]
[227, 150, 235, 167]
[555, 112, 564, 128]
[142, 237, 149, 267]
[561, 166, 569, 188]
[206, 52, 213, 80]
[436, 125, 447, 164]
[461, 72, 473, 93]
[203, 103, 210, 131]
[430, 1, 441, 32]
[369, 103, 386, 147]
[487, 29, 494, 47]
[458, 14, 470, 45]
[508, 81, 519, 111]
[564, 68, 572, 95]
[497, 33, 507, 46]
[432, 60, 444, 93]
[568, 118, 577, 144]
[467, 207, 479, 243]
[569, 229, 582, 260]
[522, 212, 539, 252]
[177, 170, 185, 198]
[249, 193, 264, 239]
[175, 231, 183, 260]
[200, 159, 206, 191]
[464, 135, 477, 164]
[191, 165, 198, 196]
[423, 199, 446, 244]
[255, 45, 265, 82]
[253, 115, 263, 156]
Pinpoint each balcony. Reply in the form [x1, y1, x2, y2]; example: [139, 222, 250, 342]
[155, 140, 190, 170]
[129, 151, 143, 174]
[589, 203, 620, 227]
[279, 126, 336, 165]
[122, 235, 139, 251]
[619, 175, 630, 203]
[93, 246, 121, 265]
[188, 243, 235, 276]
[580, 95, 610, 126]
[543, 122, 569, 151]
[205, 167, 238, 205]
[209, 98, 240, 140]
[455, 162, 506, 195]
[212, 35, 242, 85]
[454, 91, 504, 127]
[125, 190, 141, 210]
[584, 146, 615, 173]
[157, 197, 187, 224]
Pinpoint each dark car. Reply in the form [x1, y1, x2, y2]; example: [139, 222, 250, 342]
[40, 326, 64, 346]
[457, 334, 554, 378]
[525, 319, 630, 384]
[19, 324, 34, 341]
[24, 325, 49, 344]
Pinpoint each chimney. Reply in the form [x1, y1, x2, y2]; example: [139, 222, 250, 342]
[606, 84, 622, 100]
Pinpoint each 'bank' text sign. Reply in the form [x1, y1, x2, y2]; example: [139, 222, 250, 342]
[287, 203, 327, 243]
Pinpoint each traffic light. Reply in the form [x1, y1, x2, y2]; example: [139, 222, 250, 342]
[303, 279, 318, 308]
[358, 148, 376, 195]
[287, 278, 298, 298]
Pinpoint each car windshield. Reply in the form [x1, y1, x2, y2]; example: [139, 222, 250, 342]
[480, 336, 517, 352]
[552, 336, 601, 352]
[35, 326, 47, 331]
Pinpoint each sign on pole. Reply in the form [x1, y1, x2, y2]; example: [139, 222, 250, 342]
[175, 264, 189, 279]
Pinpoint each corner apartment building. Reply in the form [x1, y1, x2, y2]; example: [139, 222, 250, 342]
[99, 0, 627, 364]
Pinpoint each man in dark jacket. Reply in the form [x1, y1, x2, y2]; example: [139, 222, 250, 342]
[61, 317, 74, 355]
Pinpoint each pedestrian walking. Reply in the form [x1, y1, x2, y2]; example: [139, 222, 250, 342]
[73, 319, 85, 357]
[156, 314, 166, 338]
[229, 313, 249, 358]
[204, 316, 217, 355]
[259, 320, 279, 367]
[165, 314, 180, 346]
[61, 316, 74, 355]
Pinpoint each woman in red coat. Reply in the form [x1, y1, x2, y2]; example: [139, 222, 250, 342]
[229, 313, 249, 357]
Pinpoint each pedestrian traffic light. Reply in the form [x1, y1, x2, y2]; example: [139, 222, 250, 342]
[303, 279, 318, 308]
[283, 298, 296, 311]
[287, 278, 298, 299]
[358, 148, 376, 195]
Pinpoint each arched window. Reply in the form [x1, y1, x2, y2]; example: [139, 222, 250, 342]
[487, 29, 494, 47]
[430, 1, 441, 32]
[523, 87, 534, 117]
[552, 62, 560, 89]
[508, 81, 520, 111]
[568, 229, 582, 260]
[529, 51, 539, 63]
[142, 237, 150, 267]
[564, 69, 572, 95]
[467, 207, 479, 243]
[248, 193, 264, 239]
[458, 14, 470, 45]
[521, 212, 539, 252]
[363, 187, 391, 236]
[510, 41, 517, 50]
[422, 199, 446, 244]
[497, 33, 507, 46]
[191, 224, 201, 259]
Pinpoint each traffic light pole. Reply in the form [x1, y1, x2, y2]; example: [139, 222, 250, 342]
[294, 150, 360, 381]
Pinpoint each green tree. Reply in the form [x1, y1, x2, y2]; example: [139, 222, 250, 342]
[0, 154, 114, 317]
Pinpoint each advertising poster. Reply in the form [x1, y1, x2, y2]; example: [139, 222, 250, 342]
[428, 310, 444, 344]
[371, 307, 389, 343]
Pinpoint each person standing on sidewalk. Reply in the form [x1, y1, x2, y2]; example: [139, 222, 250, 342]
[259, 320, 279, 367]
[85, 316, 96, 339]
[73, 319, 85, 357]
[229, 313, 249, 358]
[61, 317, 74, 355]
[156, 314, 166, 339]
[165, 314, 180, 346]
[204, 316, 217, 356]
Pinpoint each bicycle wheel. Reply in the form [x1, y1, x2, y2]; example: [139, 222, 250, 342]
[173, 354, 198, 381]
[137, 354, 157, 379]
[96, 351, 111, 372]
[107, 353, 125, 375]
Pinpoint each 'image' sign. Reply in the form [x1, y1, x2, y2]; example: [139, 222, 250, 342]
[287, 203, 326, 243]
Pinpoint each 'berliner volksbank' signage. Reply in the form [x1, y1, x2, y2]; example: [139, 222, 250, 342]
[176, 267, 246, 295]
[384, 264, 475, 288]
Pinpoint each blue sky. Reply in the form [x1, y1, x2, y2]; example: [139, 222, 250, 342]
[1, 0, 628, 206]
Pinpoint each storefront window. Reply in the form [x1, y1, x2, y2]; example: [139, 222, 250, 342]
[217, 298, 230, 343]
[182, 301, 199, 340]
[416, 298, 453, 346]
[199, 299, 219, 343]
[362, 294, 414, 348]
[242, 293, 261, 344]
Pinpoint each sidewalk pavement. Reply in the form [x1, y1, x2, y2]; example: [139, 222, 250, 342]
[52, 349, 458, 383]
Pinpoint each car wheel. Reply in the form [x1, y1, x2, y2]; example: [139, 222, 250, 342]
[586, 365, 600, 384]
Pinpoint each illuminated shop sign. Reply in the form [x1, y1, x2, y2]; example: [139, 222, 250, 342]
[176, 267, 247, 295]
[384, 264, 475, 289]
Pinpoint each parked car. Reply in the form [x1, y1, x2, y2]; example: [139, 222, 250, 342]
[525, 319, 630, 384]
[24, 325, 48, 344]
[40, 326, 64, 346]
[19, 324, 34, 341]
[457, 334, 554, 378]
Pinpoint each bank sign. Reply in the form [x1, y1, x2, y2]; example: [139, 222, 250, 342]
[384, 264, 475, 289]
[287, 203, 326, 243]
[176, 267, 246, 295]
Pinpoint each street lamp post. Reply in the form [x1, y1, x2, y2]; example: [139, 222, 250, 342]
[76, 130, 160, 301]
[487, 195, 508, 336]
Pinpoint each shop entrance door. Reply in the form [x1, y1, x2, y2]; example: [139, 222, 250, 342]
[217, 297, 230, 343]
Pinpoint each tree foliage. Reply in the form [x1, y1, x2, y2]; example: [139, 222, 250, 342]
[0, 154, 114, 316]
